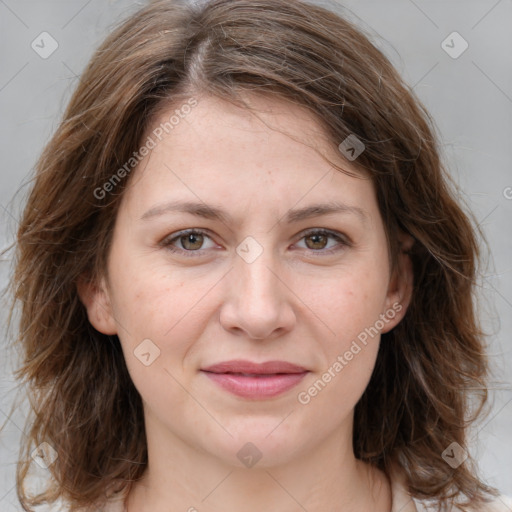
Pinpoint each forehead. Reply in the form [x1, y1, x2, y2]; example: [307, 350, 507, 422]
[142, 91, 365, 173]
[121, 92, 377, 224]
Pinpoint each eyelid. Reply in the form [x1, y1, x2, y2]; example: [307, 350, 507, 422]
[160, 227, 352, 257]
[298, 227, 352, 246]
[292, 228, 352, 256]
[160, 228, 218, 255]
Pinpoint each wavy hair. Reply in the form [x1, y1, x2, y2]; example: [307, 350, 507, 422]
[2, 0, 498, 510]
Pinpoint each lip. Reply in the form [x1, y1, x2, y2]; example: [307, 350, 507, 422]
[201, 360, 309, 399]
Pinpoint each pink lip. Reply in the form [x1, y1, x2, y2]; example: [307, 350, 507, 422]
[201, 360, 309, 399]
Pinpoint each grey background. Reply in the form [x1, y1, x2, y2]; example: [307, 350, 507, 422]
[0, 0, 511, 509]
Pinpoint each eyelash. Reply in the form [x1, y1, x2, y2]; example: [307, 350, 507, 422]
[160, 228, 351, 258]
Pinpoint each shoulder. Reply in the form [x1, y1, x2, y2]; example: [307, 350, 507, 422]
[463, 495, 512, 511]
[416, 495, 512, 511]
[34, 484, 129, 512]
[411, 491, 512, 512]
[101, 484, 129, 512]
[389, 464, 512, 512]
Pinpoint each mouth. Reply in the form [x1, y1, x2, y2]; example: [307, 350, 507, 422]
[200, 360, 309, 399]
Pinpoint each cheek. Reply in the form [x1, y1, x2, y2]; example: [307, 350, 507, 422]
[296, 273, 385, 415]
[300, 263, 390, 344]
[297, 263, 389, 402]
[108, 256, 219, 372]
[109, 271, 197, 411]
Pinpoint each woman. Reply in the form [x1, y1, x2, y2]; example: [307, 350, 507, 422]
[4, 0, 510, 511]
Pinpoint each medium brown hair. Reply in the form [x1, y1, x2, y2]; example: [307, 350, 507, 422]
[2, 0, 498, 510]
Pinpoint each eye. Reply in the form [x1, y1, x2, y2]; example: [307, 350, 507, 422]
[294, 228, 350, 255]
[161, 229, 217, 255]
[161, 227, 350, 258]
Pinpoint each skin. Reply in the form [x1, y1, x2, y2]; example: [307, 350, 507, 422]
[79, 92, 414, 512]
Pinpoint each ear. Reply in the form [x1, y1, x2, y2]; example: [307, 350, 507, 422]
[381, 231, 414, 334]
[76, 274, 118, 335]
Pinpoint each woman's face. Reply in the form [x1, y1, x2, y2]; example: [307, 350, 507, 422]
[80, 93, 412, 469]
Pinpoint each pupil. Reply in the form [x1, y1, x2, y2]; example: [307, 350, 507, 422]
[183, 233, 203, 250]
[307, 234, 326, 250]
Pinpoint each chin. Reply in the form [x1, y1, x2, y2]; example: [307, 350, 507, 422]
[204, 417, 308, 468]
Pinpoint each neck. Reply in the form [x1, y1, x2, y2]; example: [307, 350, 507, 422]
[125, 413, 392, 512]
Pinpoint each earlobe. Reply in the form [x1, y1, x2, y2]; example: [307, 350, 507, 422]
[381, 232, 415, 333]
[76, 275, 118, 335]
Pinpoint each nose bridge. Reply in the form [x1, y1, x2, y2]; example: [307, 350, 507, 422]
[235, 237, 282, 309]
[238, 248, 278, 299]
[220, 235, 295, 339]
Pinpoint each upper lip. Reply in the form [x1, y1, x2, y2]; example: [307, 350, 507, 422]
[201, 360, 308, 374]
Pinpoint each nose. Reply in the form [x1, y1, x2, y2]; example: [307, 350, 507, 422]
[219, 247, 296, 340]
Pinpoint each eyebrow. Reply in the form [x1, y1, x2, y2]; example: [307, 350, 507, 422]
[140, 200, 368, 225]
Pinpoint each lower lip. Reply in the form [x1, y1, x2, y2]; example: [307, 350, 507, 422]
[202, 371, 308, 399]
